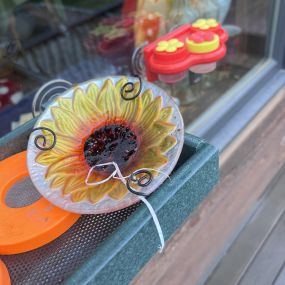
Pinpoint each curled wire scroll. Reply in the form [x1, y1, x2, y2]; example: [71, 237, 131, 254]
[126, 169, 153, 196]
[131, 42, 147, 76]
[32, 79, 72, 118]
[120, 75, 142, 101]
[30, 127, 56, 151]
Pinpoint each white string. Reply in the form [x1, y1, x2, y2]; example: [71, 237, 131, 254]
[85, 163, 118, 186]
[138, 196, 165, 253]
[85, 161, 166, 252]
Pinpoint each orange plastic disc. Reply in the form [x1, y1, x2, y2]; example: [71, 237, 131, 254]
[0, 259, 10, 285]
[0, 151, 80, 255]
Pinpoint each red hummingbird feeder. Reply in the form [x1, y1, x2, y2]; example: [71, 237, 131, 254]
[143, 18, 228, 84]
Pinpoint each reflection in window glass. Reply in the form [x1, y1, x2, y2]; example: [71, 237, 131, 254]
[0, 0, 270, 135]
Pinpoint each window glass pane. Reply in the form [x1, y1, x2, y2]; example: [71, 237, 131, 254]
[0, 0, 271, 136]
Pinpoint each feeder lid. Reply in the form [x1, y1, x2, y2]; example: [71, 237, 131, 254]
[0, 151, 80, 255]
[0, 260, 10, 285]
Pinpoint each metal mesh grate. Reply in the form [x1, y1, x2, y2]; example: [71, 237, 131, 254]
[5, 177, 42, 208]
[1, 205, 139, 284]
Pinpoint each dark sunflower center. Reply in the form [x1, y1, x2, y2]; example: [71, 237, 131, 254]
[84, 124, 138, 172]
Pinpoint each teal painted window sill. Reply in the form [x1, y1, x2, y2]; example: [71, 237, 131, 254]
[0, 121, 219, 285]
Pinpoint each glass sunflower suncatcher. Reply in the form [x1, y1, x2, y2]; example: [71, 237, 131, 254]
[27, 76, 184, 214]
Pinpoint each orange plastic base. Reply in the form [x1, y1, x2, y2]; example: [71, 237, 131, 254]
[0, 151, 80, 255]
[0, 260, 10, 285]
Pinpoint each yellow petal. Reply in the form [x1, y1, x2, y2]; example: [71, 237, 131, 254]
[143, 120, 176, 147]
[108, 183, 128, 200]
[53, 135, 82, 154]
[140, 96, 162, 128]
[50, 175, 66, 189]
[88, 180, 115, 203]
[159, 135, 177, 152]
[36, 120, 81, 154]
[56, 97, 73, 111]
[51, 106, 85, 136]
[45, 155, 86, 179]
[159, 106, 173, 121]
[115, 76, 128, 92]
[38, 120, 56, 139]
[71, 190, 88, 202]
[39, 120, 56, 132]
[86, 83, 100, 104]
[36, 150, 63, 165]
[63, 176, 85, 194]
[136, 147, 168, 169]
[73, 87, 101, 123]
[141, 89, 153, 109]
[38, 119, 81, 152]
[121, 82, 143, 122]
[97, 79, 120, 118]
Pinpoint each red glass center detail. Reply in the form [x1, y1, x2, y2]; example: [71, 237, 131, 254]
[84, 124, 138, 171]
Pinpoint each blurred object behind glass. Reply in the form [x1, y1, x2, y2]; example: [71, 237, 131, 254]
[0, 0, 270, 136]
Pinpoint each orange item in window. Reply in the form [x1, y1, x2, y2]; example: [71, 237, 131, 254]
[134, 0, 170, 45]
[0, 151, 80, 255]
[0, 260, 10, 285]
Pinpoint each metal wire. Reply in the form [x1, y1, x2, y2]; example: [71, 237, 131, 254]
[120, 75, 142, 101]
[131, 42, 147, 76]
[32, 79, 72, 118]
[30, 127, 56, 151]
[126, 169, 153, 196]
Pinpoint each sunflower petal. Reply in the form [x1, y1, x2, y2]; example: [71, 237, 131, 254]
[88, 180, 116, 203]
[63, 176, 85, 194]
[159, 106, 173, 122]
[56, 97, 73, 111]
[136, 147, 168, 169]
[71, 190, 88, 202]
[36, 150, 64, 166]
[140, 96, 162, 128]
[97, 79, 120, 118]
[54, 135, 82, 154]
[86, 83, 100, 104]
[108, 183, 128, 200]
[143, 120, 176, 147]
[115, 76, 128, 92]
[45, 155, 87, 179]
[73, 87, 101, 123]
[39, 120, 56, 132]
[50, 175, 66, 189]
[159, 135, 177, 152]
[51, 106, 86, 136]
[121, 82, 142, 122]
[36, 120, 80, 153]
[141, 89, 153, 109]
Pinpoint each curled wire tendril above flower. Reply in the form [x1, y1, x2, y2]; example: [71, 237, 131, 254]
[30, 127, 57, 151]
[120, 75, 142, 101]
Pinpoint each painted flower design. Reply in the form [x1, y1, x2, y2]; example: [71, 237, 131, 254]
[156, 39, 184, 53]
[192, 18, 218, 30]
[36, 78, 177, 203]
